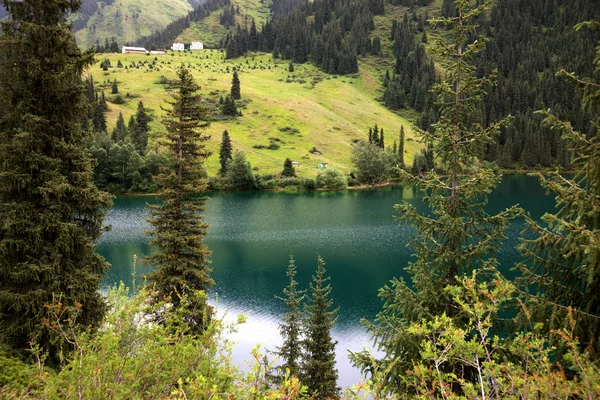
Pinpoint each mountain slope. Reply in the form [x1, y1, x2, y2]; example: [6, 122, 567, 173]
[73, 0, 196, 48]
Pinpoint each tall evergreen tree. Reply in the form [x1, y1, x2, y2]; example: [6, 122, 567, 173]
[351, 1, 520, 394]
[231, 70, 241, 100]
[275, 255, 305, 379]
[219, 130, 233, 176]
[145, 68, 213, 335]
[281, 158, 296, 177]
[132, 101, 151, 154]
[517, 20, 600, 360]
[302, 257, 340, 399]
[111, 79, 118, 94]
[112, 112, 128, 142]
[398, 125, 405, 167]
[0, 0, 112, 361]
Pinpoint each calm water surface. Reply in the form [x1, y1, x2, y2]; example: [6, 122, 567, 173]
[98, 174, 555, 388]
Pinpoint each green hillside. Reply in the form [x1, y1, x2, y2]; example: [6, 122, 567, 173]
[91, 50, 420, 178]
[74, 0, 194, 48]
[176, 0, 272, 47]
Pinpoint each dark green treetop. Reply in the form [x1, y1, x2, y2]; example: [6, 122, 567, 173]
[0, 0, 112, 361]
[281, 158, 296, 177]
[145, 67, 213, 335]
[231, 70, 241, 100]
[302, 257, 340, 399]
[219, 130, 233, 176]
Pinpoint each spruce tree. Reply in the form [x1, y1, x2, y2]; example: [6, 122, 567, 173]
[517, 20, 600, 359]
[398, 125, 405, 167]
[145, 68, 213, 334]
[281, 158, 296, 177]
[219, 130, 233, 176]
[275, 255, 305, 379]
[111, 79, 119, 94]
[0, 0, 112, 360]
[231, 70, 241, 100]
[302, 257, 340, 399]
[351, 1, 520, 394]
[133, 101, 151, 154]
[112, 112, 128, 142]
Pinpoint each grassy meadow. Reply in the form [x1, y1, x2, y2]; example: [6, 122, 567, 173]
[90, 50, 421, 178]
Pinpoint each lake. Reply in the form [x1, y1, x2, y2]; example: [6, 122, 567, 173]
[98, 173, 556, 389]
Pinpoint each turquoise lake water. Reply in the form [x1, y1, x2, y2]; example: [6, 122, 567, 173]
[98, 174, 555, 388]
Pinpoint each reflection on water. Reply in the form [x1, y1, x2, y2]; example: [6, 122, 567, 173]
[98, 174, 553, 388]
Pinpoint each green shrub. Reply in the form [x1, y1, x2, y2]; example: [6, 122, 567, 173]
[316, 168, 348, 190]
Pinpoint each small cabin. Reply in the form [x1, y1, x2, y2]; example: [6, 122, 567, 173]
[190, 42, 204, 50]
[122, 46, 148, 54]
[171, 43, 185, 51]
[150, 50, 165, 55]
[292, 161, 301, 168]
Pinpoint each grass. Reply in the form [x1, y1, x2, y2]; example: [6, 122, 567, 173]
[89, 50, 421, 179]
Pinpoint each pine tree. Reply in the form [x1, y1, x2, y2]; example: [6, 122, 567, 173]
[302, 257, 340, 399]
[517, 20, 600, 360]
[351, 1, 520, 394]
[112, 112, 128, 142]
[231, 70, 241, 99]
[275, 255, 305, 379]
[133, 101, 151, 154]
[281, 158, 296, 177]
[399, 125, 405, 167]
[111, 79, 119, 94]
[222, 95, 238, 116]
[219, 130, 233, 176]
[0, 0, 112, 361]
[145, 68, 213, 335]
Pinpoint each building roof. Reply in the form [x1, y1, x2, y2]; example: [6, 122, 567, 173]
[122, 46, 147, 52]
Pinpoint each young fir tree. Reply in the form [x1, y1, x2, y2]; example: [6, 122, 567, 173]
[302, 257, 340, 399]
[0, 0, 112, 360]
[222, 95, 238, 116]
[398, 125, 405, 167]
[350, 1, 520, 394]
[219, 130, 233, 176]
[145, 68, 213, 335]
[517, 20, 600, 360]
[111, 79, 119, 94]
[281, 158, 296, 177]
[231, 70, 241, 100]
[275, 255, 305, 379]
[112, 112, 128, 142]
[133, 101, 151, 154]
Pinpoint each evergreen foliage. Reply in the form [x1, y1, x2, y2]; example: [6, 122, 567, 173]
[219, 130, 233, 176]
[111, 79, 118, 94]
[227, 150, 256, 190]
[231, 70, 241, 100]
[111, 112, 127, 142]
[351, 1, 521, 394]
[282, 158, 296, 177]
[398, 126, 405, 167]
[133, 101, 151, 154]
[275, 255, 305, 380]
[222, 95, 238, 116]
[302, 257, 340, 399]
[145, 68, 213, 335]
[517, 20, 600, 360]
[0, 0, 112, 361]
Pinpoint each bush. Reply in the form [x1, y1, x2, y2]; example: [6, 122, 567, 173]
[316, 168, 348, 190]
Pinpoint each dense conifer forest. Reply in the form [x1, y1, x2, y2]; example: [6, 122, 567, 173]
[1, 0, 600, 398]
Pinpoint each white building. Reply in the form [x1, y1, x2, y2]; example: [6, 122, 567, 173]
[122, 46, 148, 54]
[190, 42, 204, 50]
[171, 42, 185, 51]
[150, 50, 165, 55]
